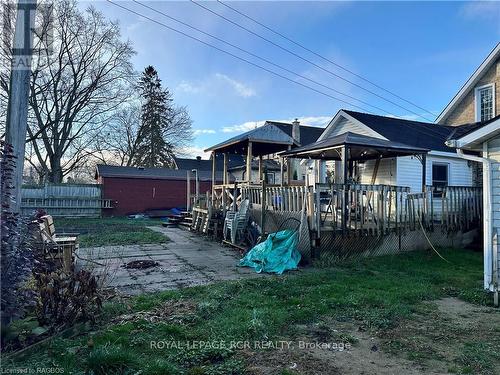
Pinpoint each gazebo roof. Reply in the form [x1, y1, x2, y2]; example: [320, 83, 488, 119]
[279, 132, 429, 161]
[205, 124, 295, 155]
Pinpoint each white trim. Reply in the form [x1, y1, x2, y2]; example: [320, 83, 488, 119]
[453, 149, 494, 293]
[317, 110, 387, 142]
[428, 150, 471, 159]
[450, 117, 500, 149]
[436, 43, 500, 124]
[474, 83, 496, 122]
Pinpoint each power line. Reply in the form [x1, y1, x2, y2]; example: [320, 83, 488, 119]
[105, 0, 375, 113]
[132, 0, 390, 114]
[190, 0, 434, 122]
[217, 0, 436, 119]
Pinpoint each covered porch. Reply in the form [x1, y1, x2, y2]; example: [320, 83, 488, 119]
[280, 132, 431, 235]
[204, 123, 297, 215]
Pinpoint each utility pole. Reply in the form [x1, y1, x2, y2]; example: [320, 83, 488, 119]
[4, 0, 37, 214]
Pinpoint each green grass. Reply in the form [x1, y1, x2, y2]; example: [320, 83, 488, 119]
[56, 217, 167, 247]
[3, 249, 497, 374]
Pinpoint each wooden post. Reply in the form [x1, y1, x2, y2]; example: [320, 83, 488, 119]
[4, 0, 37, 214]
[421, 153, 427, 225]
[195, 170, 200, 206]
[258, 155, 263, 182]
[341, 146, 350, 235]
[246, 141, 253, 183]
[187, 170, 191, 211]
[211, 151, 216, 202]
[280, 156, 285, 187]
[286, 145, 292, 185]
[421, 153, 427, 193]
[261, 177, 266, 234]
[223, 152, 228, 185]
[63, 246, 72, 274]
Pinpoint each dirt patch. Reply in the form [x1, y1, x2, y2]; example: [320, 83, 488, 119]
[243, 298, 500, 375]
[241, 321, 439, 375]
[381, 297, 500, 374]
[113, 300, 197, 325]
[122, 260, 159, 269]
[242, 347, 340, 375]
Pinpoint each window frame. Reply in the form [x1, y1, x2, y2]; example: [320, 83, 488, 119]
[474, 83, 495, 122]
[266, 172, 275, 185]
[431, 162, 450, 194]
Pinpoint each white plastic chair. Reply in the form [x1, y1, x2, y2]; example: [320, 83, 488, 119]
[224, 199, 250, 244]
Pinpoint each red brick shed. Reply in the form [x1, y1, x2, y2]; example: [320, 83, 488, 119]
[95, 165, 222, 216]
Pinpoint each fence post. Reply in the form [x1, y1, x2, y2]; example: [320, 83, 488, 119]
[261, 178, 266, 234]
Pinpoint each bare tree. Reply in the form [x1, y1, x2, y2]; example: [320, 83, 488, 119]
[1, 0, 135, 182]
[92, 101, 193, 168]
[92, 104, 142, 167]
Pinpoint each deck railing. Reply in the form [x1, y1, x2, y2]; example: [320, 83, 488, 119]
[242, 185, 309, 211]
[209, 182, 482, 236]
[316, 183, 482, 235]
[212, 183, 241, 213]
[315, 183, 412, 235]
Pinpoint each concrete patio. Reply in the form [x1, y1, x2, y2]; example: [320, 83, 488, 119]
[76, 227, 258, 295]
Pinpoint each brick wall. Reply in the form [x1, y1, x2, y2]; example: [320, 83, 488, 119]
[101, 177, 213, 216]
[440, 58, 500, 126]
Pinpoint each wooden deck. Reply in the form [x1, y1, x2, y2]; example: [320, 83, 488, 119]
[211, 182, 482, 237]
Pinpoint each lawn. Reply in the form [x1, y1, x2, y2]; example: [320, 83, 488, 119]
[3, 249, 499, 374]
[56, 217, 168, 247]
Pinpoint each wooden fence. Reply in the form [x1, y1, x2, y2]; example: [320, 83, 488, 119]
[21, 184, 111, 217]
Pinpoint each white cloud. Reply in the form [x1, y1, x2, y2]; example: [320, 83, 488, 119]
[176, 81, 204, 94]
[176, 73, 256, 98]
[460, 1, 500, 21]
[178, 146, 211, 159]
[214, 73, 256, 98]
[193, 129, 216, 135]
[222, 120, 267, 133]
[295, 116, 332, 127]
[222, 116, 331, 133]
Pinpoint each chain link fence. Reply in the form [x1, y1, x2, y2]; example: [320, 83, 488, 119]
[249, 205, 312, 260]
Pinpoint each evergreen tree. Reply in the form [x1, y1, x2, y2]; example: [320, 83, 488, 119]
[133, 66, 175, 168]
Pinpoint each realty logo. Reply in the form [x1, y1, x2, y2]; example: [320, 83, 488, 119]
[1, 0, 54, 70]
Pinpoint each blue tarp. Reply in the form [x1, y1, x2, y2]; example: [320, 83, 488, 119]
[238, 229, 301, 274]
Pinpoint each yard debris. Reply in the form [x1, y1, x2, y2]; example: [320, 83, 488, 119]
[113, 300, 197, 325]
[122, 260, 159, 269]
[238, 229, 301, 274]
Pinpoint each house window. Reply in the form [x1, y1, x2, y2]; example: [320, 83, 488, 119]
[266, 172, 275, 184]
[475, 84, 495, 122]
[432, 163, 449, 189]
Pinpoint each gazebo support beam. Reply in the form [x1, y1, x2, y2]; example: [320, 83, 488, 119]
[280, 156, 285, 187]
[341, 146, 350, 235]
[223, 153, 228, 185]
[259, 155, 263, 182]
[187, 170, 191, 212]
[211, 151, 216, 202]
[421, 153, 427, 192]
[246, 141, 253, 183]
[286, 144, 292, 185]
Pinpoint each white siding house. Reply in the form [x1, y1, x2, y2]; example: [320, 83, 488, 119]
[448, 116, 500, 305]
[314, 110, 476, 192]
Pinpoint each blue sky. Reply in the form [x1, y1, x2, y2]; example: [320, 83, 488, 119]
[85, 1, 500, 158]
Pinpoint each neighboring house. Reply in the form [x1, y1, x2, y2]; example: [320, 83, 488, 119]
[229, 159, 282, 184]
[174, 154, 244, 172]
[315, 110, 475, 193]
[437, 43, 499, 126]
[447, 115, 500, 305]
[95, 164, 223, 216]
